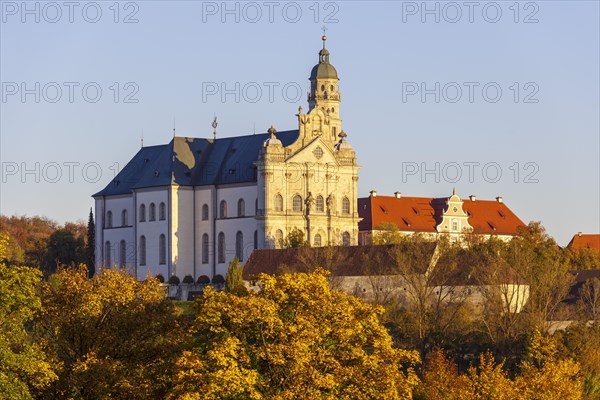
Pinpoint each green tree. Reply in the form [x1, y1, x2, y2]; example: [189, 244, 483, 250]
[225, 257, 247, 295]
[280, 228, 308, 248]
[86, 208, 95, 277]
[0, 232, 57, 399]
[44, 228, 85, 275]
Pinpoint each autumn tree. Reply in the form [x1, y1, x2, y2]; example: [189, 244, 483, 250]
[0, 215, 57, 268]
[506, 222, 574, 331]
[372, 221, 404, 245]
[515, 330, 584, 399]
[170, 269, 421, 399]
[35, 267, 185, 399]
[0, 232, 57, 399]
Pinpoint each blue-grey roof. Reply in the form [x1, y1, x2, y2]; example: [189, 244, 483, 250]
[93, 130, 299, 197]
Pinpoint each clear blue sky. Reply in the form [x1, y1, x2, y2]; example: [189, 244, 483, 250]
[1, 1, 598, 245]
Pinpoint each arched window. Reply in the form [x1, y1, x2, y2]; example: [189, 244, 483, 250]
[106, 211, 113, 228]
[330, 85, 334, 91]
[202, 234, 209, 264]
[202, 204, 209, 220]
[121, 209, 127, 226]
[332, 107, 335, 113]
[452, 219, 458, 231]
[254, 230, 258, 249]
[236, 231, 244, 262]
[314, 234, 322, 247]
[105, 241, 111, 267]
[342, 232, 351, 246]
[220, 200, 227, 219]
[149, 203, 156, 221]
[159, 234, 166, 265]
[139, 204, 146, 222]
[237, 198, 245, 217]
[292, 195, 302, 212]
[275, 229, 283, 248]
[139, 236, 146, 266]
[321, 84, 325, 91]
[342, 196, 351, 214]
[218, 232, 225, 263]
[159, 202, 166, 220]
[119, 240, 126, 267]
[324, 91, 328, 99]
[316, 195, 324, 212]
[274, 194, 284, 212]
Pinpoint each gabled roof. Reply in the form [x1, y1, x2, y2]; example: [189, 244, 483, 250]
[243, 244, 437, 280]
[566, 234, 600, 252]
[358, 195, 526, 236]
[93, 130, 299, 197]
[243, 244, 522, 286]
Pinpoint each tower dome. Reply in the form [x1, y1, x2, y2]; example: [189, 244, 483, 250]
[309, 35, 338, 80]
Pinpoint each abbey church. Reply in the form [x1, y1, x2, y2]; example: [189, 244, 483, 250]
[93, 36, 361, 280]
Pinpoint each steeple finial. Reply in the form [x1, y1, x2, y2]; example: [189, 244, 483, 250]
[321, 25, 328, 49]
[141, 129, 144, 148]
[212, 115, 218, 139]
[268, 125, 277, 139]
[173, 118, 176, 137]
[453, 187, 457, 196]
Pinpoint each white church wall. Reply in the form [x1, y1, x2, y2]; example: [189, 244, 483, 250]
[171, 186, 195, 280]
[193, 187, 214, 278]
[214, 184, 259, 276]
[135, 188, 169, 280]
[95, 195, 135, 272]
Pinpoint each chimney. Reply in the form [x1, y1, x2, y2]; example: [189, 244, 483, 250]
[469, 195, 476, 201]
[370, 190, 377, 198]
[578, 232, 583, 237]
[496, 196, 503, 203]
[394, 191, 401, 199]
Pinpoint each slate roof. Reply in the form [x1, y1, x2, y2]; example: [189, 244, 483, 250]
[93, 130, 299, 197]
[358, 195, 526, 236]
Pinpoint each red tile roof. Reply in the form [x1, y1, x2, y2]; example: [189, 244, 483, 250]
[566, 234, 600, 252]
[358, 195, 526, 236]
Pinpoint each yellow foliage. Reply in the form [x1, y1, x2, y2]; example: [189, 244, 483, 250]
[170, 269, 421, 399]
[36, 266, 184, 399]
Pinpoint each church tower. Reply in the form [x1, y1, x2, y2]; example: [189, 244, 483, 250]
[256, 35, 360, 249]
[305, 35, 342, 144]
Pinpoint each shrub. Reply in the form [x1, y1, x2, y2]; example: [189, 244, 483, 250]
[182, 275, 194, 284]
[155, 274, 165, 283]
[197, 275, 210, 285]
[211, 274, 225, 285]
[168, 275, 180, 285]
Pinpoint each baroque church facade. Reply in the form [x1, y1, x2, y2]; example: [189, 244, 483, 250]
[93, 36, 360, 280]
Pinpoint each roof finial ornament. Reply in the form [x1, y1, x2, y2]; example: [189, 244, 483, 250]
[453, 187, 457, 196]
[173, 118, 176, 137]
[141, 129, 144, 148]
[268, 125, 277, 139]
[321, 25, 328, 49]
[212, 115, 218, 140]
